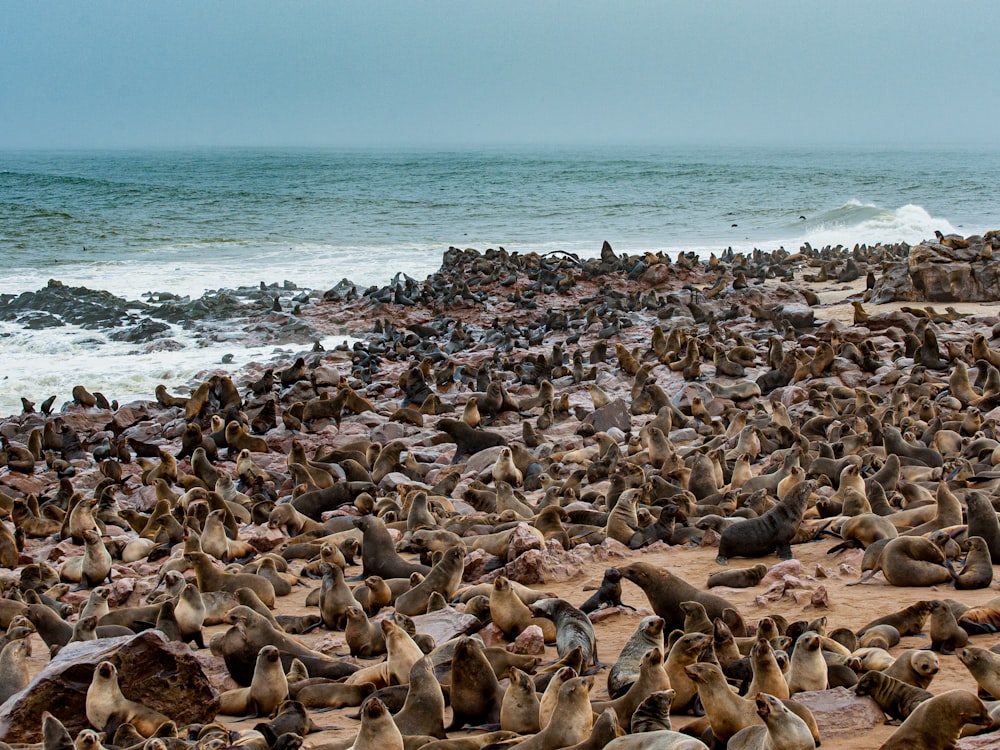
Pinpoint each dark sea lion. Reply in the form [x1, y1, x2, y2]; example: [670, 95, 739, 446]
[591, 647, 670, 727]
[716, 481, 810, 565]
[448, 635, 505, 730]
[618, 562, 735, 633]
[436, 418, 507, 462]
[391, 656, 447, 739]
[853, 670, 931, 722]
[858, 601, 933, 637]
[394, 544, 465, 616]
[878, 690, 990, 750]
[318, 562, 360, 630]
[580, 567, 632, 613]
[354, 516, 430, 579]
[530, 597, 599, 667]
[965, 491, 1000, 563]
[706, 563, 768, 589]
[948, 535, 994, 589]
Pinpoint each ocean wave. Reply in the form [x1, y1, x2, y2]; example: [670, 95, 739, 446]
[784, 200, 958, 250]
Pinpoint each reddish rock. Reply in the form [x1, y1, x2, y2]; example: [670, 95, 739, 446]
[0, 631, 218, 743]
[762, 560, 805, 584]
[791, 687, 885, 739]
[811, 586, 829, 608]
[508, 625, 545, 655]
[506, 523, 544, 561]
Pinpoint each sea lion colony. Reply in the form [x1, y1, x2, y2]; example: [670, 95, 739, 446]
[3, 237, 1000, 749]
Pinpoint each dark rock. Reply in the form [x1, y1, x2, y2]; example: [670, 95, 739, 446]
[872, 240, 1000, 302]
[0, 280, 143, 329]
[410, 608, 481, 645]
[0, 631, 219, 743]
[108, 318, 171, 343]
[582, 398, 631, 434]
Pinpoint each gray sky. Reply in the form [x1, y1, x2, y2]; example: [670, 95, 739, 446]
[2, 1, 998, 149]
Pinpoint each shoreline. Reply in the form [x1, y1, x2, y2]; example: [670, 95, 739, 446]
[1, 236, 1000, 748]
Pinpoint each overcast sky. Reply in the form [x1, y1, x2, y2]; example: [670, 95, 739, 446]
[2, 1, 998, 149]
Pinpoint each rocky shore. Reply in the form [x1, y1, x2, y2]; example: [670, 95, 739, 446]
[2, 234, 1000, 749]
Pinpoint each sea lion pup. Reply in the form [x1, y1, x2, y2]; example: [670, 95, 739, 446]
[500, 666, 541, 734]
[856, 536, 953, 587]
[608, 616, 665, 699]
[854, 670, 931, 723]
[390, 656, 447, 739]
[394, 544, 465, 616]
[448, 636, 506, 729]
[529, 597, 598, 666]
[354, 516, 430, 579]
[926, 599, 969, 654]
[706, 563, 768, 589]
[883, 649, 940, 690]
[947, 536, 994, 590]
[618, 562, 735, 633]
[878, 690, 991, 750]
[591, 647, 671, 727]
[185, 551, 276, 607]
[580, 567, 633, 614]
[219, 645, 289, 717]
[86, 661, 171, 737]
[716, 480, 810, 565]
[958, 647, 1000, 699]
[858, 601, 933, 637]
[0, 637, 30, 703]
[506, 675, 594, 750]
[786, 632, 827, 694]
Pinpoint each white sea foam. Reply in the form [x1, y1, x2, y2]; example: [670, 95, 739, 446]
[0, 320, 354, 418]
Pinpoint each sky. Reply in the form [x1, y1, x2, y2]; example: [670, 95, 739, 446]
[2, 1, 999, 149]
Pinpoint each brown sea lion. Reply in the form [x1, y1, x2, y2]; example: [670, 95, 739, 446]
[853, 670, 931, 722]
[607, 615, 665, 699]
[85, 661, 171, 737]
[878, 690, 990, 750]
[947, 535, 994, 590]
[727, 692, 815, 750]
[958, 646, 1000, 699]
[448, 635, 505, 730]
[618, 562, 735, 633]
[716, 481, 810, 565]
[706, 563, 768, 589]
[883, 649, 940, 690]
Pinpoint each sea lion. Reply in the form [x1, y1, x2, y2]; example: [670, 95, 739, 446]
[716, 480, 809, 564]
[862, 537, 952, 587]
[947, 535, 994, 590]
[926, 599, 969, 654]
[185, 551, 276, 607]
[318, 562, 360, 630]
[958, 646, 1000, 699]
[174, 583, 207, 648]
[786, 631, 827, 694]
[965, 491, 1000, 563]
[0, 637, 31, 703]
[608, 615, 665, 699]
[86, 661, 171, 737]
[726, 692, 815, 750]
[746, 639, 789, 700]
[878, 690, 990, 750]
[344, 605, 386, 657]
[219, 645, 289, 717]
[665, 632, 713, 713]
[500, 666, 541, 734]
[354, 516, 430, 579]
[448, 635, 505, 730]
[629, 689, 675, 733]
[506, 675, 593, 750]
[394, 544, 465, 616]
[686, 662, 762, 744]
[391, 656, 447, 739]
[853, 670, 931, 722]
[591, 647, 671, 727]
[293, 682, 374, 710]
[604, 731, 708, 750]
[618, 562, 735, 633]
[529, 598, 598, 666]
[858, 601, 933, 637]
[352, 697, 403, 750]
[706, 563, 768, 589]
[883, 649, 940, 690]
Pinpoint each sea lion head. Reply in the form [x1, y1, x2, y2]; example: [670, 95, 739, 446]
[363, 697, 386, 719]
[96, 660, 116, 680]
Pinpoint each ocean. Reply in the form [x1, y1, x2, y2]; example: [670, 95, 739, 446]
[1, 145, 998, 418]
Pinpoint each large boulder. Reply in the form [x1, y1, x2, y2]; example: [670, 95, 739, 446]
[0, 631, 219, 743]
[872, 236, 1000, 302]
[791, 686, 885, 739]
